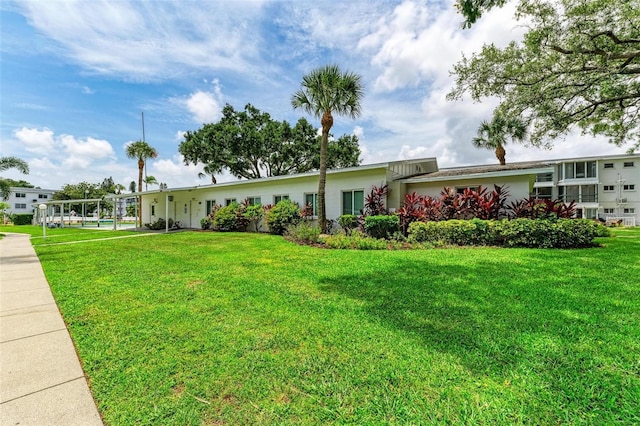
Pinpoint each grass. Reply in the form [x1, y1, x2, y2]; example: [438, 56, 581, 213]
[5, 225, 640, 424]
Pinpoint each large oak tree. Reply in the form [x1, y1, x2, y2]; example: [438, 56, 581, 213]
[179, 103, 362, 181]
[449, 0, 640, 151]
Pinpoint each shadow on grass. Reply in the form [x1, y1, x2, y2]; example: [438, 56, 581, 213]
[317, 246, 638, 382]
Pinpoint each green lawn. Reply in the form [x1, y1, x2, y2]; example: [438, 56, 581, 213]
[7, 226, 640, 424]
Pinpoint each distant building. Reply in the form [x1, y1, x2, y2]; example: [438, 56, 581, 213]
[2, 187, 57, 215]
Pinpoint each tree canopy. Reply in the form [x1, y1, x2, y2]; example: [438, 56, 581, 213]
[0, 156, 30, 199]
[455, 0, 507, 28]
[449, 0, 640, 151]
[179, 103, 362, 181]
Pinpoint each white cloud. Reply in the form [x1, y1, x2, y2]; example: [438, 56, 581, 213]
[15, 1, 268, 82]
[13, 127, 56, 155]
[182, 79, 224, 124]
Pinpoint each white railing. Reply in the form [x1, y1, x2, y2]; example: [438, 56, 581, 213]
[604, 216, 637, 227]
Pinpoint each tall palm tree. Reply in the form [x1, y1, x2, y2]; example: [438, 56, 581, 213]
[472, 115, 527, 165]
[125, 141, 158, 226]
[291, 64, 364, 232]
[0, 156, 30, 199]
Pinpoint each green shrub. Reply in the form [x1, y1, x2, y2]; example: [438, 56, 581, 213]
[200, 217, 212, 230]
[364, 215, 400, 239]
[243, 204, 264, 232]
[266, 200, 301, 235]
[145, 217, 170, 230]
[321, 230, 391, 250]
[338, 214, 359, 235]
[10, 213, 34, 225]
[213, 202, 246, 232]
[285, 222, 321, 244]
[408, 218, 607, 248]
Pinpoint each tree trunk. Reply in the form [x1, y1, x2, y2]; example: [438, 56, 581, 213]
[138, 159, 144, 227]
[319, 111, 333, 233]
[495, 144, 506, 166]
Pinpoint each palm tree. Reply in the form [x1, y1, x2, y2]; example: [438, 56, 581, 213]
[125, 141, 158, 226]
[143, 175, 158, 189]
[129, 181, 137, 193]
[472, 115, 527, 165]
[197, 164, 218, 184]
[0, 156, 30, 199]
[291, 64, 364, 232]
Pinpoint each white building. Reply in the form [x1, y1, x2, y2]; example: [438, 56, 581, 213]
[2, 187, 57, 215]
[133, 153, 638, 229]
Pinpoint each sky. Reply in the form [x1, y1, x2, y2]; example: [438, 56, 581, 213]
[0, 0, 630, 191]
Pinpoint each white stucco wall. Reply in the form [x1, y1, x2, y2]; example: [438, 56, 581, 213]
[141, 167, 390, 228]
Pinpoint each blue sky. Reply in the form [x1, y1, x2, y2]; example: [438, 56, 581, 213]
[0, 0, 628, 190]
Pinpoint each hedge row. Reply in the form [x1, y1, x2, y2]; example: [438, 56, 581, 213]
[10, 213, 34, 225]
[407, 218, 609, 248]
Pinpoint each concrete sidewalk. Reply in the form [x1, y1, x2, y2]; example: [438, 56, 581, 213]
[0, 233, 102, 425]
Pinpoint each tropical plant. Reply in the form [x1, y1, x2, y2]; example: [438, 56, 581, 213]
[363, 184, 388, 216]
[0, 156, 30, 199]
[197, 164, 218, 184]
[125, 140, 158, 226]
[143, 175, 158, 189]
[291, 64, 364, 232]
[129, 181, 136, 193]
[509, 197, 577, 219]
[472, 115, 527, 165]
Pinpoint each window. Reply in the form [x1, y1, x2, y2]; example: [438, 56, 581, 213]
[603, 163, 614, 169]
[624, 208, 635, 214]
[225, 198, 237, 206]
[624, 161, 635, 168]
[623, 184, 636, 191]
[603, 185, 615, 192]
[561, 161, 597, 179]
[246, 196, 261, 206]
[585, 208, 598, 219]
[603, 208, 615, 214]
[38, 194, 48, 199]
[536, 172, 553, 183]
[273, 194, 289, 204]
[342, 190, 364, 215]
[558, 185, 598, 202]
[533, 187, 552, 199]
[14, 203, 27, 209]
[15, 192, 26, 198]
[304, 193, 318, 216]
[206, 200, 217, 214]
[151, 205, 156, 216]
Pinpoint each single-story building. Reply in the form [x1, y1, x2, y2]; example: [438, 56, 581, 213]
[132, 153, 639, 230]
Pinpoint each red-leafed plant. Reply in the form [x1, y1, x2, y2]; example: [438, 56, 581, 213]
[364, 184, 388, 216]
[509, 197, 576, 219]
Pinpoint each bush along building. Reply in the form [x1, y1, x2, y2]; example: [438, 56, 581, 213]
[127, 153, 638, 230]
